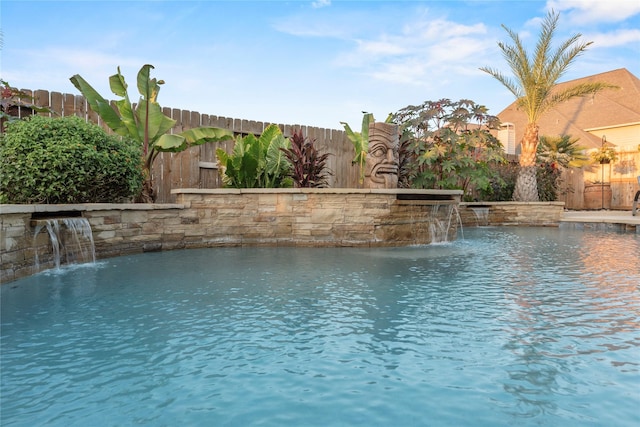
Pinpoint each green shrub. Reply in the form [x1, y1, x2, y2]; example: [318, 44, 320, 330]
[536, 161, 563, 202]
[216, 124, 292, 188]
[477, 161, 518, 201]
[476, 160, 562, 202]
[0, 115, 143, 203]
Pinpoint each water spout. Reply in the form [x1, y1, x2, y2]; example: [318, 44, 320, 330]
[33, 217, 96, 271]
[469, 206, 490, 227]
[452, 205, 464, 240]
[428, 205, 461, 243]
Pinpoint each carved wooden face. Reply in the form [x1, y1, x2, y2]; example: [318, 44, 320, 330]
[365, 123, 399, 188]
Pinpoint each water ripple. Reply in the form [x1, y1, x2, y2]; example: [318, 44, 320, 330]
[2, 228, 639, 426]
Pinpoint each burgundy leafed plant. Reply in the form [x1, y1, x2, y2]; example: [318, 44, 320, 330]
[281, 129, 332, 188]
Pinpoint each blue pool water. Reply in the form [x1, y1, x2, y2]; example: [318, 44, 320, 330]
[1, 227, 639, 426]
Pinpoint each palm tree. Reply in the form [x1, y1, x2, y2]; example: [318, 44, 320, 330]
[537, 134, 590, 169]
[480, 10, 616, 201]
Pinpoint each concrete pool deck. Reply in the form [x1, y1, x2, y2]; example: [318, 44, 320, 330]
[560, 209, 640, 232]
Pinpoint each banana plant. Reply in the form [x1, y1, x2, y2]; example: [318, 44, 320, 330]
[340, 112, 373, 184]
[216, 124, 292, 188]
[70, 64, 233, 201]
[340, 112, 394, 184]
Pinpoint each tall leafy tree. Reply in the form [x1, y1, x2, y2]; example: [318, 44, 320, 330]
[480, 10, 615, 201]
[392, 99, 505, 198]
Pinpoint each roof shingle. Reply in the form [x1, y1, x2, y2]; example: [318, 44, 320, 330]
[496, 68, 640, 150]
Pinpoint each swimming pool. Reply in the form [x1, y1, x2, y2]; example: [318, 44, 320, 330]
[1, 227, 638, 426]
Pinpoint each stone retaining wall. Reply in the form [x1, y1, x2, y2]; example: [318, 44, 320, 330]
[1, 189, 461, 283]
[458, 202, 565, 227]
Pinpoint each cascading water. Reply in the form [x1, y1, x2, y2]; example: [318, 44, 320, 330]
[451, 205, 464, 239]
[428, 204, 462, 243]
[469, 206, 490, 226]
[33, 218, 96, 271]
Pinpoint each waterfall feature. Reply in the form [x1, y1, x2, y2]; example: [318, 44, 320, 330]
[469, 206, 490, 226]
[428, 205, 463, 243]
[396, 191, 463, 244]
[33, 218, 96, 271]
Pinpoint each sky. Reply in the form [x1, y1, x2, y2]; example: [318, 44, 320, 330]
[1, 0, 639, 130]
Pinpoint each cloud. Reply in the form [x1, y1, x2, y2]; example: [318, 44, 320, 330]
[4, 46, 143, 95]
[589, 28, 640, 48]
[273, 11, 353, 38]
[333, 16, 491, 86]
[358, 39, 408, 56]
[546, 0, 640, 24]
[311, 0, 331, 8]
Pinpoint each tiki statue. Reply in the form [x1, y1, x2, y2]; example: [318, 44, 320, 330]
[364, 122, 399, 189]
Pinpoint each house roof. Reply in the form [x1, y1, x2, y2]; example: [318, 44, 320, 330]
[496, 68, 640, 150]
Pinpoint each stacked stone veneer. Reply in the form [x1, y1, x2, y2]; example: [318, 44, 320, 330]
[459, 202, 565, 227]
[1, 189, 462, 283]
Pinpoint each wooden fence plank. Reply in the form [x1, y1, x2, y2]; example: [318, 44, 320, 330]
[232, 118, 243, 134]
[14, 89, 34, 119]
[181, 109, 192, 131]
[162, 107, 172, 127]
[87, 100, 99, 127]
[191, 111, 200, 129]
[157, 152, 172, 203]
[172, 109, 183, 133]
[50, 92, 63, 117]
[245, 120, 263, 135]
[75, 95, 87, 120]
[62, 93, 76, 117]
[34, 90, 50, 116]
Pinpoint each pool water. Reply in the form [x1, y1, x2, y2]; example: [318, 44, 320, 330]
[1, 227, 639, 426]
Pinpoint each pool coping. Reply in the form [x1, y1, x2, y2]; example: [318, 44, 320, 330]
[560, 210, 640, 225]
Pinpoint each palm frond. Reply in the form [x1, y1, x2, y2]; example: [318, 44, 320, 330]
[547, 82, 617, 107]
[481, 10, 614, 126]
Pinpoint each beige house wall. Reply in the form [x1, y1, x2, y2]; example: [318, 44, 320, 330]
[585, 122, 640, 151]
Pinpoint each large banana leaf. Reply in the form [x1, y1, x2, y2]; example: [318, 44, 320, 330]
[70, 74, 128, 136]
[114, 98, 140, 142]
[137, 64, 163, 103]
[109, 68, 129, 98]
[135, 98, 175, 143]
[109, 67, 140, 141]
[182, 126, 234, 147]
[358, 112, 373, 160]
[341, 112, 373, 183]
[71, 64, 235, 201]
[155, 127, 233, 153]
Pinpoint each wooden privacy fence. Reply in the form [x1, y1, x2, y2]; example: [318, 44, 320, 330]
[13, 89, 640, 208]
[20, 89, 360, 203]
[559, 150, 640, 210]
